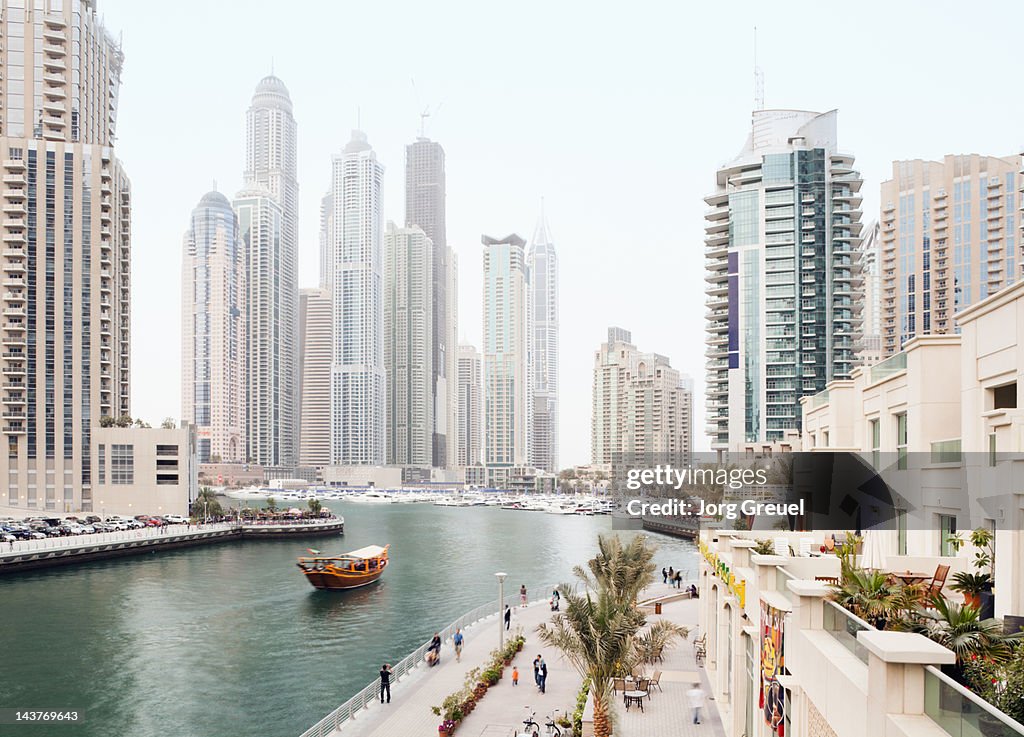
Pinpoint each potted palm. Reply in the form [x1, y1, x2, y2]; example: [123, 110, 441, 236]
[949, 572, 992, 609]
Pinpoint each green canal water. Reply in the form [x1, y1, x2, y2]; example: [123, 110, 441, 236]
[0, 503, 697, 737]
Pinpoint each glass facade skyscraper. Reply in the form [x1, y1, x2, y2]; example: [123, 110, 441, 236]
[705, 109, 864, 450]
[527, 211, 558, 473]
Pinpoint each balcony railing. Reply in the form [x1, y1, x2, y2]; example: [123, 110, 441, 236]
[924, 665, 1024, 736]
[823, 599, 870, 664]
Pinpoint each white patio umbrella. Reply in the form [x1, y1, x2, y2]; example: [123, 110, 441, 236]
[861, 527, 896, 571]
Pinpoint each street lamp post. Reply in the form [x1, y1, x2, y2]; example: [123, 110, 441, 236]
[495, 571, 508, 651]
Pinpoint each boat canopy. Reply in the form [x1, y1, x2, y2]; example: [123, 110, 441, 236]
[347, 545, 388, 559]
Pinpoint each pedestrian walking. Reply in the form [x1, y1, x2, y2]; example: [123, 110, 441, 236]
[520, 584, 527, 607]
[538, 659, 548, 694]
[453, 628, 464, 662]
[662, 567, 668, 584]
[379, 664, 392, 704]
[533, 654, 542, 687]
[668, 566, 675, 584]
[674, 570, 683, 589]
[504, 605, 512, 631]
[512, 666, 519, 686]
[687, 682, 705, 724]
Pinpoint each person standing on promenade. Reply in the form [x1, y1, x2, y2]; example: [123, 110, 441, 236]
[687, 682, 705, 724]
[533, 654, 542, 687]
[668, 566, 675, 584]
[538, 658, 548, 694]
[662, 567, 668, 584]
[674, 570, 683, 589]
[379, 664, 392, 704]
[504, 605, 512, 630]
[520, 584, 527, 607]
[453, 628, 464, 662]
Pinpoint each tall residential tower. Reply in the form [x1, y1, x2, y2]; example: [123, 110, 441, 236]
[527, 210, 559, 472]
[879, 155, 1019, 357]
[331, 131, 385, 465]
[181, 192, 246, 464]
[406, 137, 456, 468]
[298, 288, 332, 469]
[243, 75, 298, 469]
[0, 0, 131, 512]
[482, 234, 530, 474]
[457, 344, 482, 468]
[704, 109, 864, 451]
[383, 223, 433, 468]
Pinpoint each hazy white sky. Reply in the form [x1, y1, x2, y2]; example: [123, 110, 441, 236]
[110, 0, 1024, 467]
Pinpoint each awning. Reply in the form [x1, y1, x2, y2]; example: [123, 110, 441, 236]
[347, 545, 388, 559]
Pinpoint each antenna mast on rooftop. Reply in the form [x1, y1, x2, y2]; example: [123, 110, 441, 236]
[754, 26, 765, 111]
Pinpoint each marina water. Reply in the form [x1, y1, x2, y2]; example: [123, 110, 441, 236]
[0, 502, 697, 737]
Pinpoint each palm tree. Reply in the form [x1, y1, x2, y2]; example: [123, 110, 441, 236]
[537, 584, 641, 737]
[830, 569, 923, 628]
[572, 534, 657, 608]
[307, 498, 323, 516]
[899, 597, 1020, 665]
[192, 487, 222, 521]
[628, 619, 690, 670]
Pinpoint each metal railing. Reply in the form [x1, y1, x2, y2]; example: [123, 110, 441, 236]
[298, 583, 556, 737]
[822, 599, 871, 664]
[0, 522, 237, 558]
[924, 665, 1024, 736]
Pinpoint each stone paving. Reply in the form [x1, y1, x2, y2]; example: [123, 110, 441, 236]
[337, 598, 573, 737]
[613, 592, 726, 737]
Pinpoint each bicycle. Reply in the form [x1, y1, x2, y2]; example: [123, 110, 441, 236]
[516, 708, 563, 737]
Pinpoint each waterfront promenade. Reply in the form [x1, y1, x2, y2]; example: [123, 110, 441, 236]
[307, 584, 718, 737]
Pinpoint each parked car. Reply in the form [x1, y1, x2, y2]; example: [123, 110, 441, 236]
[163, 515, 187, 524]
[78, 524, 96, 534]
[1, 532, 15, 543]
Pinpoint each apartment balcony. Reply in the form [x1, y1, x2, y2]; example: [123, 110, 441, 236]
[3, 187, 25, 201]
[802, 193, 816, 204]
[42, 98, 65, 115]
[1, 364, 25, 376]
[3, 158, 25, 172]
[43, 42, 66, 58]
[2, 261, 25, 274]
[43, 73, 64, 87]
[4, 217, 26, 230]
[3, 321, 25, 332]
[43, 57, 66, 72]
[2, 201, 25, 216]
[2, 173, 25, 187]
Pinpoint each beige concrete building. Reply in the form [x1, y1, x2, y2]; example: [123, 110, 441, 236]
[802, 279, 1024, 619]
[92, 425, 198, 518]
[859, 220, 883, 366]
[0, 1, 131, 513]
[298, 287, 331, 469]
[591, 327, 692, 468]
[880, 154, 1019, 357]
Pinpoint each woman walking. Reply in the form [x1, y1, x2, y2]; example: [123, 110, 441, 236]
[520, 584, 528, 607]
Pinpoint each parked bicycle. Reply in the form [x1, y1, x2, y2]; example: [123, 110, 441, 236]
[516, 708, 563, 736]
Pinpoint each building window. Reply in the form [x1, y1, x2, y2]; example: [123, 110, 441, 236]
[98, 444, 105, 484]
[897, 509, 907, 555]
[896, 414, 908, 470]
[111, 444, 134, 485]
[869, 419, 880, 470]
[939, 515, 957, 557]
[992, 382, 1017, 410]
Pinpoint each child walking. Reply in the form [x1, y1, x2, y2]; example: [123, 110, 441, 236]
[512, 666, 519, 686]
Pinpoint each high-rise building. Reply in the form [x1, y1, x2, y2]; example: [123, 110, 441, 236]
[243, 75, 299, 470]
[0, 1, 131, 512]
[879, 155, 1019, 357]
[527, 210, 559, 472]
[234, 187, 294, 469]
[591, 328, 691, 468]
[383, 223, 433, 468]
[298, 288, 331, 469]
[331, 131, 385, 465]
[482, 234, 530, 469]
[704, 109, 864, 451]
[181, 192, 246, 464]
[456, 344, 482, 468]
[319, 191, 333, 290]
[405, 137, 451, 468]
[445, 249, 458, 469]
[859, 220, 882, 366]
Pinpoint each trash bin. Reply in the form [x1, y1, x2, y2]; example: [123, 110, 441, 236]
[654, 602, 662, 614]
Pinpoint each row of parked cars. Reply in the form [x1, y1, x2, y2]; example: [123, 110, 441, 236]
[1, 513, 189, 543]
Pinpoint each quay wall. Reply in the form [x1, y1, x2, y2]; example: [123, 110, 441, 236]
[0, 520, 345, 574]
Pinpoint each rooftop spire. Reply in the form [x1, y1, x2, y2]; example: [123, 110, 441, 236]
[533, 198, 553, 246]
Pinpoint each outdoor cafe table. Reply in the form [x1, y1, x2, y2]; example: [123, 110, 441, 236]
[624, 690, 647, 712]
[890, 571, 930, 585]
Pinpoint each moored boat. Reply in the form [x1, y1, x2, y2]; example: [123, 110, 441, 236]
[296, 544, 390, 590]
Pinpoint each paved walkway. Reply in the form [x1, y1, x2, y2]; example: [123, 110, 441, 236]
[338, 599, 575, 737]
[613, 592, 725, 737]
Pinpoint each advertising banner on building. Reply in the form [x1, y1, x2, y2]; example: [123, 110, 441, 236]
[761, 599, 786, 735]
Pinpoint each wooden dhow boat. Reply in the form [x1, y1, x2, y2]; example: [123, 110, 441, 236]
[296, 544, 390, 590]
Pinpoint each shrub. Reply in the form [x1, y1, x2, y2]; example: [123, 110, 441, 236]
[572, 677, 591, 737]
